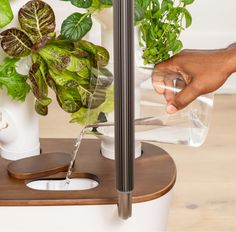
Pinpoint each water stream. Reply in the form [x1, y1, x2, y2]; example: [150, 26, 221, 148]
[64, 70, 104, 187]
[64, 127, 86, 186]
[63, 116, 165, 188]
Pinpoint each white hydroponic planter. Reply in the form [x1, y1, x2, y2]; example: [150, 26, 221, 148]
[0, 90, 40, 160]
[0, 2, 174, 232]
[0, 189, 173, 232]
[0, 36, 39, 160]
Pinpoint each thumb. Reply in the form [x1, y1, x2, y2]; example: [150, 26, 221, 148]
[166, 82, 201, 114]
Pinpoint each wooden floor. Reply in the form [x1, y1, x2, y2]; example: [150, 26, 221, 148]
[40, 95, 236, 232]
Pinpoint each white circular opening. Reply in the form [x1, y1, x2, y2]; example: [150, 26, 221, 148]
[26, 178, 99, 191]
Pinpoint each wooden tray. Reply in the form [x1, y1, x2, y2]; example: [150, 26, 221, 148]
[0, 138, 176, 206]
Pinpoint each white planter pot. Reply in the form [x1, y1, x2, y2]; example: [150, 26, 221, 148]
[97, 87, 142, 160]
[0, 13, 40, 160]
[0, 90, 40, 160]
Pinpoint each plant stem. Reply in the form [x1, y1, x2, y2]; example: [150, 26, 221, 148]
[76, 7, 96, 27]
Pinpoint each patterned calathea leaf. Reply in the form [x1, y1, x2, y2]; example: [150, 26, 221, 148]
[0, 28, 33, 57]
[18, 0, 56, 44]
[29, 54, 52, 112]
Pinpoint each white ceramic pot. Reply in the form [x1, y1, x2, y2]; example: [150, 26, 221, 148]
[0, 37, 39, 160]
[0, 90, 40, 160]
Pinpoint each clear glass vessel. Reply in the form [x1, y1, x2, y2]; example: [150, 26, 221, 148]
[94, 65, 214, 148]
[136, 67, 214, 147]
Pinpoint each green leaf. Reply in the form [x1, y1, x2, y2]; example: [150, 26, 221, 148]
[48, 39, 74, 51]
[38, 44, 71, 71]
[161, 0, 173, 12]
[184, 9, 192, 28]
[0, 57, 30, 101]
[56, 85, 82, 113]
[94, 45, 110, 67]
[77, 85, 92, 106]
[74, 40, 97, 55]
[91, 67, 113, 89]
[167, 8, 178, 21]
[182, 0, 194, 5]
[35, 100, 48, 116]
[74, 40, 109, 67]
[67, 55, 91, 79]
[18, 0, 56, 44]
[61, 12, 92, 41]
[137, 0, 151, 9]
[78, 82, 107, 109]
[135, 2, 145, 22]
[48, 68, 81, 87]
[0, 0, 13, 28]
[87, 88, 106, 108]
[0, 28, 33, 57]
[99, 0, 113, 6]
[70, 65, 114, 125]
[70, 0, 92, 8]
[29, 54, 52, 106]
[71, 86, 114, 125]
[172, 40, 183, 54]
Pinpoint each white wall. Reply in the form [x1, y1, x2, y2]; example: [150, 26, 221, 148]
[180, 0, 236, 93]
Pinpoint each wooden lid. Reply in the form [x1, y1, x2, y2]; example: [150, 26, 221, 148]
[8, 152, 71, 180]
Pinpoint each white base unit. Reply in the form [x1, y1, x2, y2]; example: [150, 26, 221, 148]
[0, 189, 173, 232]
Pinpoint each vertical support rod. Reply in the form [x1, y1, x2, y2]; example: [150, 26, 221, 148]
[113, 0, 135, 220]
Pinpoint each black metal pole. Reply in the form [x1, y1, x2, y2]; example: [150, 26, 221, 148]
[113, 0, 135, 219]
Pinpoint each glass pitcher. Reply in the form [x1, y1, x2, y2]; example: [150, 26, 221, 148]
[86, 64, 214, 152]
[135, 67, 214, 147]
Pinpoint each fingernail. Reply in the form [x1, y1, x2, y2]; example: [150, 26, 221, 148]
[166, 104, 177, 114]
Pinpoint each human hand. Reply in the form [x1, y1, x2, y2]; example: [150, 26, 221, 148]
[152, 46, 236, 114]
